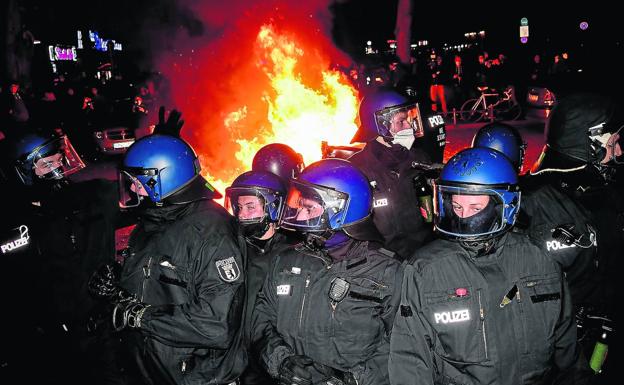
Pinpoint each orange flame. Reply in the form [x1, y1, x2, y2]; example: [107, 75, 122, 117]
[203, 24, 359, 204]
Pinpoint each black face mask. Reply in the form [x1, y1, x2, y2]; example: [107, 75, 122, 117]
[31, 176, 70, 200]
[449, 199, 500, 236]
[240, 220, 271, 239]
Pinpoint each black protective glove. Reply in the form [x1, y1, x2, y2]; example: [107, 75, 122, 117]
[153, 106, 184, 137]
[279, 356, 358, 385]
[310, 362, 358, 385]
[88, 263, 130, 301]
[112, 298, 151, 331]
[279, 355, 315, 385]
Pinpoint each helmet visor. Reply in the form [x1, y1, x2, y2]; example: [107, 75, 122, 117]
[374, 102, 425, 138]
[434, 184, 507, 239]
[19, 136, 85, 183]
[225, 186, 283, 224]
[279, 180, 348, 232]
[118, 168, 160, 208]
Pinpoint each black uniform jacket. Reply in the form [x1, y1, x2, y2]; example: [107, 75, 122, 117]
[521, 182, 598, 310]
[252, 240, 403, 385]
[389, 232, 577, 385]
[349, 141, 433, 260]
[119, 199, 246, 385]
[241, 232, 297, 385]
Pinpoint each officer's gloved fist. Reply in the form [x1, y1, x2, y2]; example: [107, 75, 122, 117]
[112, 298, 151, 332]
[310, 362, 358, 385]
[88, 263, 129, 301]
[279, 355, 315, 385]
[153, 106, 184, 137]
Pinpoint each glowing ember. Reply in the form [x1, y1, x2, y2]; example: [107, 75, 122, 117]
[202, 24, 359, 204]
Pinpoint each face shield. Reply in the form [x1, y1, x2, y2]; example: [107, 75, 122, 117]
[15, 135, 85, 185]
[589, 123, 624, 165]
[118, 168, 159, 208]
[225, 186, 284, 238]
[225, 187, 284, 224]
[433, 183, 518, 240]
[375, 102, 425, 140]
[279, 180, 349, 233]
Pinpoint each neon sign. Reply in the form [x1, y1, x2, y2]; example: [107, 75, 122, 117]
[48, 45, 78, 61]
[88, 30, 123, 52]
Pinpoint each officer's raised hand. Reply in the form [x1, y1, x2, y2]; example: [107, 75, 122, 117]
[153, 106, 184, 137]
[88, 262, 129, 301]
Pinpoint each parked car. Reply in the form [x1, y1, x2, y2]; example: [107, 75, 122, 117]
[93, 126, 135, 155]
[525, 86, 556, 119]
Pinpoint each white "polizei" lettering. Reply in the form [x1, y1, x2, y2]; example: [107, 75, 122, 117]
[373, 198, 388, 208]
[428, 115, 444, 127]
[546, 240, 576, 251]
[434, 309, 470, 324]
[1, 225, 30, 254]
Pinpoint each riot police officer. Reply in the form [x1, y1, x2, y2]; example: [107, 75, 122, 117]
[90, 134, 246, 385]
[252, 159, 402, 385]
[1, 130, 118, 384]
[348, 89, 445, 259]
[389, 147, 582, 384]
[524, 93, 623, 378]
[472, 119, 601, 308]
[225, 170, 295, 385]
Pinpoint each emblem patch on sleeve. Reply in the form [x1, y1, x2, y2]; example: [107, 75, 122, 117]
[215, 256, 241, 282]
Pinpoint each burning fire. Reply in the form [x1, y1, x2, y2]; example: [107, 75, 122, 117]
[201, 24, 359, 203]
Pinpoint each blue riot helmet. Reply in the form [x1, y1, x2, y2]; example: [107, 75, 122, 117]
[433, 147, 521, 242]
[119, 134, 221, 208]
[252, 143, 305, 181]
[279, 158, 381, 242]
[8, 131, 85, 186]
[225, 170, 286, 238]
[351, 89, 425, 144]
[472, 122, 526, 173]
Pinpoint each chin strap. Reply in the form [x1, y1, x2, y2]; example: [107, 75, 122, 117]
[460, 236, 499, 256]
[304, 231, 334, 251]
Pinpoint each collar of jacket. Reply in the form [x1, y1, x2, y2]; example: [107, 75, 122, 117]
[460, 232, 509, 264]
[326, 238, 369, 264]
[139, 201, 197, 232]
[370, 139, 411, 169]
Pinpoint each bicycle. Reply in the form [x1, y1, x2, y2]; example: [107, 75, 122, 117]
[460, 86, 522, 122]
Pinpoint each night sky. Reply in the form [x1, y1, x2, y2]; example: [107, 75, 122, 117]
[10, 1, 622, 67]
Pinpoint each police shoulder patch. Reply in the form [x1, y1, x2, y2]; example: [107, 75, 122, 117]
[215, 256, 241, 282]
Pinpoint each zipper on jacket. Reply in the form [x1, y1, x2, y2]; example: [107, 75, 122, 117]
[299, 274, 311, 331]
[140, 256, 153, 302]
[478, 290, 488, 359]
